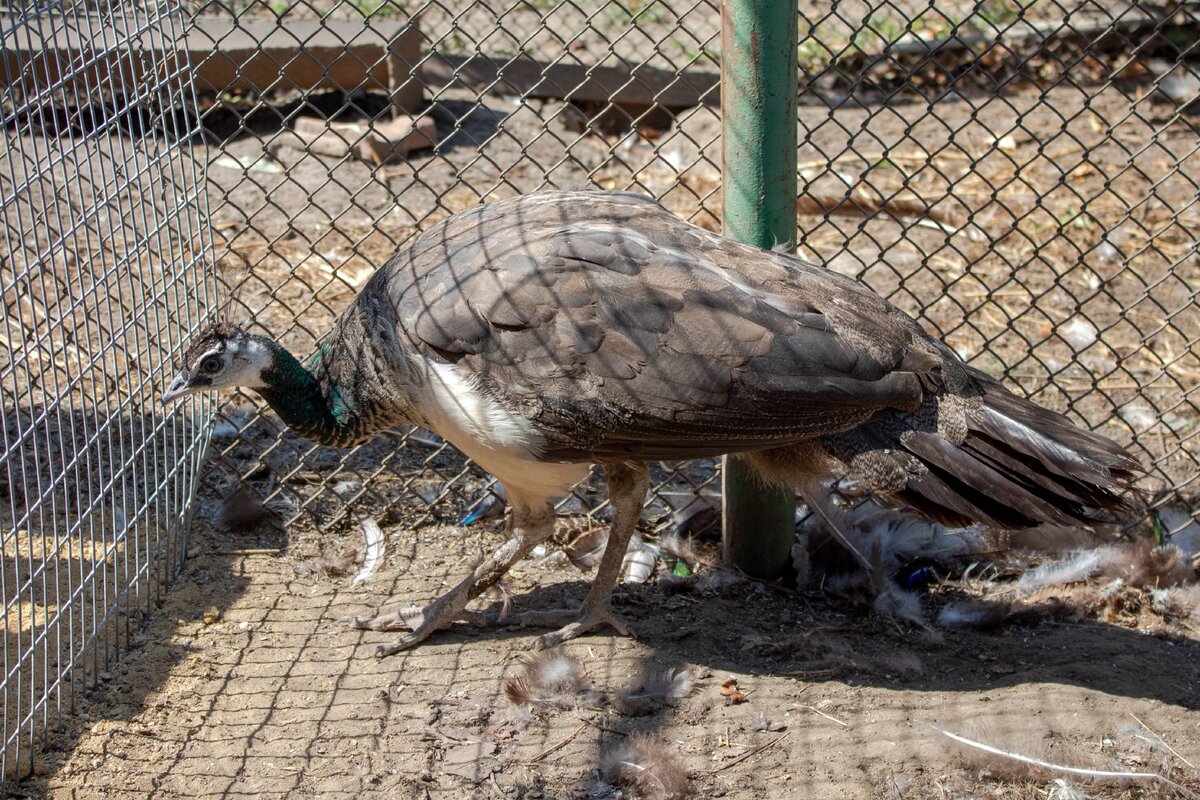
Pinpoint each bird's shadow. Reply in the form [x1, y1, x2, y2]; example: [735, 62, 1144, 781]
[443, 578, 1200, 710]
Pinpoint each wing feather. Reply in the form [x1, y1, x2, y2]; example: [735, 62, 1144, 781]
[374, 191, 941, 461]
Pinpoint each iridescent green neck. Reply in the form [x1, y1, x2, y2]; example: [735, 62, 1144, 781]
[252, 336, 357, 447]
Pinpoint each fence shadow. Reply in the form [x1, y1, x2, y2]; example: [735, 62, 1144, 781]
[0, 402, 251, 785]
[20, 516, 1198, 796]
[491, 579, 1199, 710]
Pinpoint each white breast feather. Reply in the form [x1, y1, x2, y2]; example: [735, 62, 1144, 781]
[418, 359, 589, 508]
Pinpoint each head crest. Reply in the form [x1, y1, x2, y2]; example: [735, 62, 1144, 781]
[184, 251, 253, 368]
[182, 322, 246, 368]
[215, 251, 252, 327]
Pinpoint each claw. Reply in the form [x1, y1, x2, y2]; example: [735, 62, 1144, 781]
[371, 601, 490, 656]
[375, 632, 428, 657]
[358, 599, 501, 656]
[348, 607, 425, 632]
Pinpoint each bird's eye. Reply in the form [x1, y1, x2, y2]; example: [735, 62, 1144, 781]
[201, 355, 223, 374]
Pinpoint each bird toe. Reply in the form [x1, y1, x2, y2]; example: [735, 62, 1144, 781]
[347, 607, 425, 632]
[530, 607, 633, 650]
[374, 633, 425, 657]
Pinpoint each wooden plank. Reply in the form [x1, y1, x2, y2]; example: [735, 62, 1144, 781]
[187, 17, 421, 111]
[0, 15, 424, 113]
[1, 14, 167, 101]
[418, 53, 720, 110]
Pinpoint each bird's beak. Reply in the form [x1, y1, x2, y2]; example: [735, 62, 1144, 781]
[162, 372, 191, 405]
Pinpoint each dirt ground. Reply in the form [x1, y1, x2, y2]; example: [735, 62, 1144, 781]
[6, 2, 1200, 796]
[28, 509, 1200, 800]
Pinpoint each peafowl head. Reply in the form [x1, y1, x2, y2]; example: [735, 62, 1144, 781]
[163, 322, 369, 447]
[162, 323, 275, 403]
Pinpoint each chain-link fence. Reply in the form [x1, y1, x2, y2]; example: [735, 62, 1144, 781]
[195, 0, 728, 536]
[3, 0, 1200, 782]
[196, 0, 1198, 540]
[0, 2, 211, 781]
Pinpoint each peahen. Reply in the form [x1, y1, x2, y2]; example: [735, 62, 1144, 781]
[164, 190, 1143, 655]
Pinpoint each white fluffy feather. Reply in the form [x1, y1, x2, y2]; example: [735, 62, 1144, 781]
[1014, 548, 1109, 595]
[802, 499, 984, 572]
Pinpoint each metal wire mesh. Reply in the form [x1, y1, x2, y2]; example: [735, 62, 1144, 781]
[195, 0, 1198, 541]
[195, 0, 726, 534]
[0, 1, 211, 782]
[0, 0, 1197, 785]
[788, 0, 1200, 502]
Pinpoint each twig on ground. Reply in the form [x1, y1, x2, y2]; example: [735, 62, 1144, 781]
[490, 769, 507, 799]
[1130, 712, 1196, 770]
[583, 718, 630, 737]
[779, 669, 834, 679]
[708, 731, 791, 774]
[797, 192, 963, 230]
[797, 704, 848, 727]
[211, 548, 281, 556]
[527, 722, 586, 764]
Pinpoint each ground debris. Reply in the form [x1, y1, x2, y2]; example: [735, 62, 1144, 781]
[441, 739, 498, 782]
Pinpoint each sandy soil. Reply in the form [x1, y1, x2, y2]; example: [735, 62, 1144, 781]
[27, 507, 1200, 800]
[7, 3, 1200, 796]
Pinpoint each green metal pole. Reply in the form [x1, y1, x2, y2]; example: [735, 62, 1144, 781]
[720, 0, 798, 580]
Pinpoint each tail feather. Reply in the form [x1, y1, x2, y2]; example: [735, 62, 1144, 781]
[957, 432, 1099, 507]
[968, 369, 1142, 482]
[902, 430, 1082, 527]
[894, 375, 1142, 529]
[973, 373, 1141, 493]
[897, 463, 1004, 528]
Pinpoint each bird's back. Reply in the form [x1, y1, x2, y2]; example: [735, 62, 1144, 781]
[330, 189, 1138, 528]
[353, 190, 959, 460]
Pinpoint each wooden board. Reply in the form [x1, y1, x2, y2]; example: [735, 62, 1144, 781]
[418, 53, 720, 111]
[0, 15, 423, 113]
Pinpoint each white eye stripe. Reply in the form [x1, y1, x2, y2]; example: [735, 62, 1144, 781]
[193, 347, 222, 364]
[194, 347, 224, 368]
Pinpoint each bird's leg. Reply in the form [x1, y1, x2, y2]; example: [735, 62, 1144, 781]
[523, 461, 649, 650]
[353, 502, 556, 657]
[798, 481, 877, 577]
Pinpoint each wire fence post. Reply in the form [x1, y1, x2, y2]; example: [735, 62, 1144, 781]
[719, 0, 798, 580]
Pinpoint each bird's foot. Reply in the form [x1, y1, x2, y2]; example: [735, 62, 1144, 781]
[373, 623, 438, 658]
[347, 605, 491, 632]
[347, 601, 490, 657]
[497, 605, 632, 650]
[347, 606, 425, 632]
[343, 606, 435, 656]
